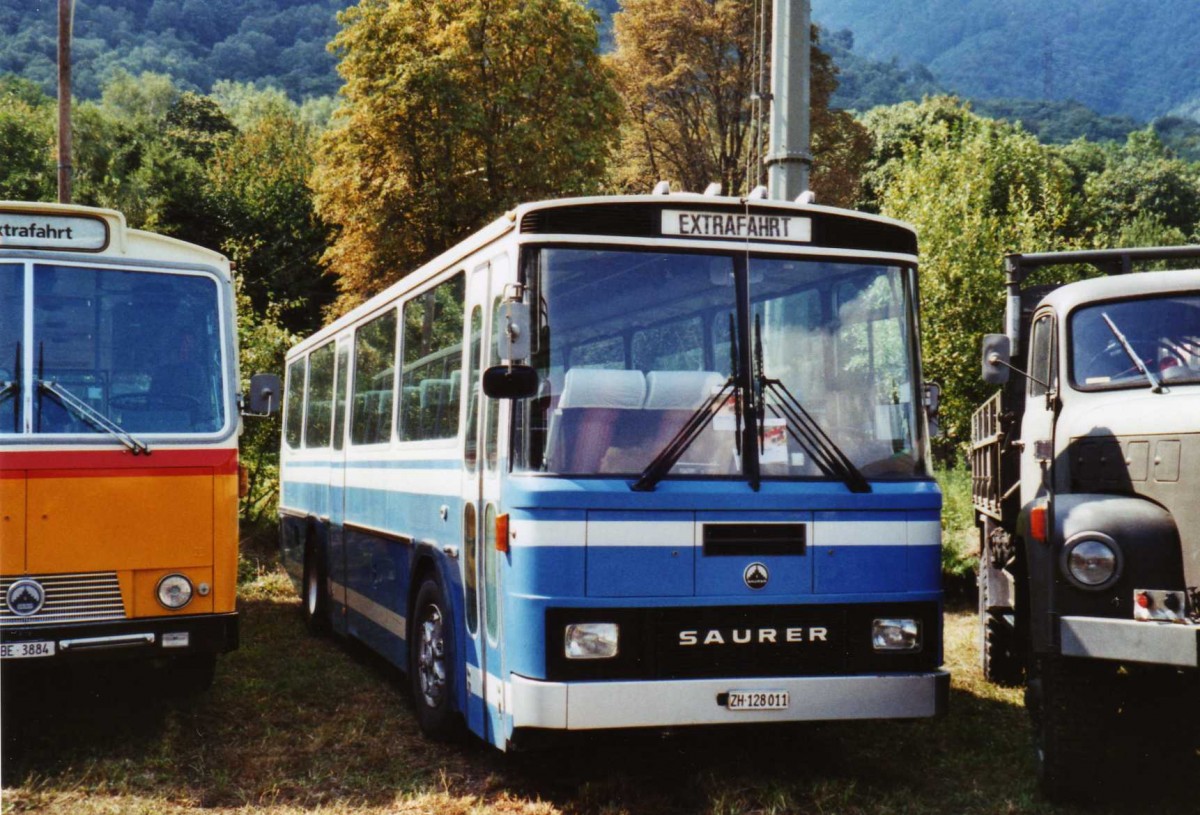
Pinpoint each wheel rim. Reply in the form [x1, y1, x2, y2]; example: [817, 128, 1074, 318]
[417, 603, 447, 709]
[305, 564, 319, 616]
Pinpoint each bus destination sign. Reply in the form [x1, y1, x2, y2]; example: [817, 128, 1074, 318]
[662, 209, 811, 243]
[0, 212, 109, 251]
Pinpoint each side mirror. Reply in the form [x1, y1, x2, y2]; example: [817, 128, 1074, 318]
[482, 365, 538, 399]
[246, 373, 282, 415]
[981, 334, 1012, 385]
[922, 381, 942, 438]
[495, 301, 531, 362]
[923, 381, 941, 415]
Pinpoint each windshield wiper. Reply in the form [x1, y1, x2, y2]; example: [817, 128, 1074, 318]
[753, 316, 870, 494]
[633, 313, 742, 492]
[37, 379, 150, 454]
[1101, 312, 1164, 393]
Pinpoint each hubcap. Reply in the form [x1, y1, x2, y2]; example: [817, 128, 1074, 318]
[306, 565, 319, 615]
[417, 603, 446, 708]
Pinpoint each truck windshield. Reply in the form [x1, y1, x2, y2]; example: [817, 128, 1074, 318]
[1071, 294, 1200, 390]
[5, 264, 227, 436]
[513, 247, 923, 479]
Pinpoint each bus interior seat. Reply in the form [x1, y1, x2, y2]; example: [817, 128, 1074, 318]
[545, 368, 646, 472]
[643, 370, 726, 467]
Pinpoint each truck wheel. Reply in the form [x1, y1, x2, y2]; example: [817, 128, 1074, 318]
[1027, 655, 1122, 802]
[302, 538, 330, 635]
[409, 576, 460, 741]
[978, 563, 1022, 686]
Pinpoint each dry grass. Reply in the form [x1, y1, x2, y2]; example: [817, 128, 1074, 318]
[2, 557, 1196, 815]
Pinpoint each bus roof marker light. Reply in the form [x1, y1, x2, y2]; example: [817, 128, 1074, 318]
[652, 181, 671, 195]
[747, 186, 768, 200]
[796, 190, 816, 205]
[703, 182, 722, 197]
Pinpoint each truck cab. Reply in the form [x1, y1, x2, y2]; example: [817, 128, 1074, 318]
[971, 247, 1200, 800]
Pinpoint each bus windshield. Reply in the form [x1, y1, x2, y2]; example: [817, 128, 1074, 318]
[3, 263, 227, 437]
[514, 247, 923, 480]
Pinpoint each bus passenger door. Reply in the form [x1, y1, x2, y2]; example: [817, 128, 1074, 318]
[460, 262, 491, 739]
[327, 336, 351, 635]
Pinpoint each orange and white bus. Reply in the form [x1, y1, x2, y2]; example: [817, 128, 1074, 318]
[0, 201, 269, 690]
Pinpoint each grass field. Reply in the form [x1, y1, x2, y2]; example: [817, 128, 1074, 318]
[2, 544, 1196, 815]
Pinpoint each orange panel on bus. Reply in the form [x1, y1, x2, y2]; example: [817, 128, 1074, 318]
[0, 472, 26, 573]
[26, 472, 213, 574]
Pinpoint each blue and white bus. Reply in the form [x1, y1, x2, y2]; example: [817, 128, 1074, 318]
[277, 192, 948, 749]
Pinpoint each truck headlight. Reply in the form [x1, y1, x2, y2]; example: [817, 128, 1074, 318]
[1061, 533, 1121, 589]
[157, 574, 194, 609]
[564, 622, 619, 659]
[872, 618, 921, 651]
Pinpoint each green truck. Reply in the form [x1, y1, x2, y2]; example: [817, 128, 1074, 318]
[971, 246, 1200, 799]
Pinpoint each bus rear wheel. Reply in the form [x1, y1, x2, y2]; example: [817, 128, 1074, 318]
[410, 576, 459, 741]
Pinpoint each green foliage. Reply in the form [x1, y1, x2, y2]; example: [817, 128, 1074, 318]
[936, 465, 978, 580]
[0, 76, 54, 200]
[313, 0, 621, 312]
[869, 99, 1086, 457]
[0, 1, 348, 101]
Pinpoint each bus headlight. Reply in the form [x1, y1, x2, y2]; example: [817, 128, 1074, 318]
[872, 618, 921, 651]
[157, 574, 194, 610]
[565, 622, 619, 659]
[1062, 533, 1121, 589]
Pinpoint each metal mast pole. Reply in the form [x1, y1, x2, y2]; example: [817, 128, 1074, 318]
[765, 0, 811, 200]
[57, 0, 74, 204]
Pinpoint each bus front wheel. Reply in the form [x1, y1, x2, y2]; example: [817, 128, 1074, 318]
[410, 576, 459, 741]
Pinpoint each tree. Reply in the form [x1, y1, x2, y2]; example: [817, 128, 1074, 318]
[208, 95, 334, 332]
[0, 75, 55, 201]
[606, 2, 868, 205]
[313, 0, 621, 312]
[870, 99, 1085, 459]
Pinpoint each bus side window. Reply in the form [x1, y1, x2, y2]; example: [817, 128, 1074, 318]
[351, 309, 398, 446]
[304, 342, 335, 449]
[284, 357, 305, 449]
[333, 344, 350, 451]
[401, 273, 465, 442]
[485, 297, 502, 471]
[465, 306, 483, 469]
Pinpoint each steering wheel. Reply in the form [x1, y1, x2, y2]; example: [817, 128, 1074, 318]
[110, 393, 202, 412]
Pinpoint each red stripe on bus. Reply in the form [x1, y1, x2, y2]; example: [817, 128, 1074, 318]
[0, 448, 238, 476]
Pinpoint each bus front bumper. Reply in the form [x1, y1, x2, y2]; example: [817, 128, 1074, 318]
[508, 670, 950, 730]
[0, 613, 238, 662]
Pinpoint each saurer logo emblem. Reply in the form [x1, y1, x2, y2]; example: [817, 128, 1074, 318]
[743, 562, 769, 589]
[6, 579, 46, 617]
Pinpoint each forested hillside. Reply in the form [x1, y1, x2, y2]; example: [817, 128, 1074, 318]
[811, 0, 1200, 121]
[0, 0, 347, 99]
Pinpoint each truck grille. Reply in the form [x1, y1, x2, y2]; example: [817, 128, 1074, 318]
[0, 572, 126, 628]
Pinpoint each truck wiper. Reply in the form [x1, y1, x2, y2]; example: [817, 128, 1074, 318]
[37, 379, 150, 454]
[632, 313, 742, 492]
[753, 316, 870, 493]
[1100, 312, 1164, 393]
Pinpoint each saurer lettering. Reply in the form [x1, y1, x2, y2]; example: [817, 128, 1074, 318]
[678, 626, 829, 646]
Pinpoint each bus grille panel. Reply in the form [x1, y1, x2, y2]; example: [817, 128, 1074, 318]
[0, 572, 126, 628]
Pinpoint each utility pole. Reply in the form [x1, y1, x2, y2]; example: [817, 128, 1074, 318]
[765, 0, 811, 201]
[57, 0, 74, 204]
